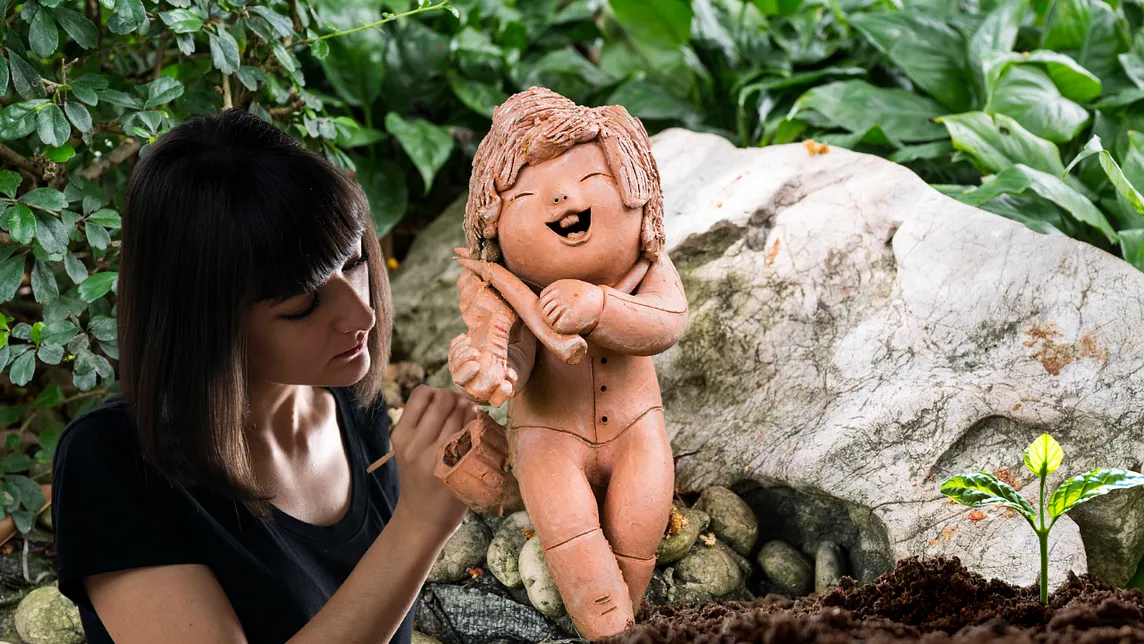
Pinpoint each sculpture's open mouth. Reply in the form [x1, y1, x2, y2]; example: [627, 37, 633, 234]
[547, 207, 592, 245]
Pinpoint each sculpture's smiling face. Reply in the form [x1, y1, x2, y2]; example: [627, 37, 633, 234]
[497, 142, 643, 288]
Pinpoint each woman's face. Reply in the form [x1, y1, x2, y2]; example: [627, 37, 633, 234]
[244, 236, 376, 388]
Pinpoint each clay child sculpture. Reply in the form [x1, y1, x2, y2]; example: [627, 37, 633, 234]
[433, 86, 688, 640]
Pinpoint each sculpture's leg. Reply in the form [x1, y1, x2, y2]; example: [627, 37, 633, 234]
[600, 408, 674, 613]
[510, 426, 633, 640]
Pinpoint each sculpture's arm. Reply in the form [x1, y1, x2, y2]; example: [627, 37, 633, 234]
[505, 319, 538, 394]
[586, 253, 689, 356]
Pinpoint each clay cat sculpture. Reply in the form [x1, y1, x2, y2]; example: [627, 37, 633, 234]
[434, 87, 688, 641]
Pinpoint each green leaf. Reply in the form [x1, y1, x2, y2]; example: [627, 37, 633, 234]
[1065, 136, 1144, 215]
[969, 0, 1029, 93]
[20, 187, 67, 212]
[448, 74, 508, 119]
[384, 113, 454, 196]
[87, 316, 115, 342]
[108, 0, 146, 35]
[8, 475, 44, 510]
[1122, 131, 1144, 197]
[1118, 228, 1144, 270]
[0, 55, 7, 97]
[87, 209, 120, 228]
[794, 80, 948, 144]
[1041, 0, 1126, 83]
[1049, 468, 1144, 520]
[34, 212, 68, 254]
[44, 143, 74, 163]
[68, 74, 107, 106]
[7, 53, 45, 100]
[235, 67, 265, 92]
[209, 29, 241, 75]
[28, 321, 42, 346]
[984, 50, 1102, 103]
[609, 0, 694, 49]
[937, 112, 1064, 176]
[40, 320, 78, 345]
[0, 405, 23, 428]
[270, 41, 296, 74]
[250, 6, 293, 39]
[1023, 433, 1065, 478]
[78, 271, 117, 302]
[310, 39, 329, 60]
[355, 156, 408, 238]
[962, 164, 1116, 241]
[63, 252, 86, 284]
[1, 456, 32, 475]
[29, 5, 59, 58]
[33, 384, 64, 407]
[985, 64, 1090, 143]
[159, 8, 202, 34]
[8, 204, 35, 245]
[849, 11, 972, 112]
[0, 255, 24, 302]
[888, 140, 955, 163]
[85, 222, 109, 250]
[0, 170, 20, 198]
[940, 471, 1037, 526]
[8, 350, 34, 386]
[53, 6, 98, 49]
[64, 101, 92, 133]
[36, 342, 63, 364]
[750, 0, 802, 15]
[1123, 51, 1144, 89]
[97, 89, 139, 109]
[606, 78, 703, 127]
[31, 259, 58, 304]
[144, 77, 184, 109]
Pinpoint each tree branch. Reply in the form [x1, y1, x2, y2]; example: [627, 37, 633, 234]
[153, 31, 169, 80]
[80, 138, 142, 181]
[221, 74, 233, 110]
[0, 144, 37, 175]
[268, 96, 305, 119]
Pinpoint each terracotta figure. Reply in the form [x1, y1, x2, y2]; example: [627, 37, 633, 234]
[434, 87, 688, 640]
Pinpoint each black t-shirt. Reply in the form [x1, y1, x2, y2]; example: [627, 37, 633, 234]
[51, 387, 416, 644]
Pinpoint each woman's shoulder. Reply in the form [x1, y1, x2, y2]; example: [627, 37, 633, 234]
[54, 394, 143, 471]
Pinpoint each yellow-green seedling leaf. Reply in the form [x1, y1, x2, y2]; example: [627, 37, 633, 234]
[941, 471, 1037, 527]
[1023, 433, 1064, 477]
[1048, 468, 1144, 521]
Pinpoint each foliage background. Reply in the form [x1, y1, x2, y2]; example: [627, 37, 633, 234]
[1, 0, 1144, 578]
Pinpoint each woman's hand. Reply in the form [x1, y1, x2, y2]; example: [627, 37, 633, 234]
[389, 385, 475, 535]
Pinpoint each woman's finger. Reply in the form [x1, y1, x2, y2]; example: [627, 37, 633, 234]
[409, 389, 459, 455]
[392, 385, 435, 446]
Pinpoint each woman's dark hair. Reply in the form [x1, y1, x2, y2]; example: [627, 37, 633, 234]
[117, 108, 392, 513]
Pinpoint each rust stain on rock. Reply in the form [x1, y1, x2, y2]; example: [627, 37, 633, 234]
[1024, 323, 1109, 375]
[766, 238, 781, 266]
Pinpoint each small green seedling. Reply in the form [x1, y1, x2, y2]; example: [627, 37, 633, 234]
[941, 433, 1144, 604]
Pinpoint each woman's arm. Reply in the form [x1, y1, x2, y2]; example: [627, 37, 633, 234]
[87, 385, 473, 644]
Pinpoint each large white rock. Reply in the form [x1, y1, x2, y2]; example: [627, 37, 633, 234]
[391, 128, 1144, 588]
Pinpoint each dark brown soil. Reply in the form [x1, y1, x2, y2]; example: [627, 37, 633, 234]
[606, 557, 1144, 643]
[442, 428, 472, 467]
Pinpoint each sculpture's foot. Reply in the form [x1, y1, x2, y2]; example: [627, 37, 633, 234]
[543, 528, 634, 641]
[434, 412, 522, 516]
[615, 553, 656, 614]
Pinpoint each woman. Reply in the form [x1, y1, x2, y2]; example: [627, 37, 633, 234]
[51, 108, 473, 643]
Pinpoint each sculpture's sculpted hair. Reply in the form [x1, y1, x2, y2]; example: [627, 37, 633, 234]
[463, 86, 665, 263]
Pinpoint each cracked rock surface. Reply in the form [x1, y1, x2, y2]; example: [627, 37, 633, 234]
[391, 128, 1144, 588]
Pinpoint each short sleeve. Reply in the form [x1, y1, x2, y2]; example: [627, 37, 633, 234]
[51, 409, 203, 612]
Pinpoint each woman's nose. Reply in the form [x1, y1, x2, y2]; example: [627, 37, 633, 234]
[332, 278, 375, 334]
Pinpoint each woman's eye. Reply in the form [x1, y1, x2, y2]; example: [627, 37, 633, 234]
[282, 294, 319, 321]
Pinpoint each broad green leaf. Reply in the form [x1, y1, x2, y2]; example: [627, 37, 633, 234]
[34, 212, 68, 254]
[1123, 51, 1144, 89]
[8, 476, 43, 513]
[68, 74, 107, 106]
[87, 316, 116, 342]
[33, 384, 64, 407]
[209, 29, 241, 75]
[969, 0, 1029, 94]
[515, 49, 615, 106]
[0, 405, 22, 428]
[1, 456, 32, 475]
[85, 222, 110, 250]
[97, 89, 139, 109]
[108, 0, 146, 35]
[0, 255, 24, 302]
[20, 188, 67, 212]
[606, 79, 703, 128]
[354, 157, 408, 238]
[1023, 433, 1064, 477]
[78, 271, 117, 301]
[8, 204, 35, 245]
[888, 141, 955, 163]
[985, 64, 1090, 143]
[940, 471, 1037, 526]
[74, 367, 97, 391]
[31, 259, 58, 304]
[40, 319, 78, 345]
[144, 77, 184, 109]
[53, 6, 98, 49]
[962, 164, 1116, 241]
[1064, 136, 1144, 215]
[316, 4, 385, 108]
[159, 8, 202, 34]
[29, 321, 42, 345]
[310, 40, 329, 61]
[1118, 229, 1144, 270]
[29, 5, 59, 58]
[88, 209, 121, 228]
[1122, 131, 1144, 197]
[750, 0, 802, 15]
[8, 350, 34, 386]
[63, 252, 87, 284]
[250, 6, 293, 39]
[271, 41, 296, 73]
[448, 74, 508, 119]
[1049, 468, 1144, 520]
[794, 80, 948, 143]
[1041, 0, 1127, 83]
[937, 112, 1064, 176]
[609, 0, 694, 49]
[7, 53, 45, 100]
[384, 113, 454, 196]
[175, 33, 195, 56]
[849, 11, 972, 112]
[0, 55, 7, 97]
[44, 143, 74, 163]
[984, 50, 1102, 103]
[235, 67, 265, 92]
[64, 101, 92, 133]
[0, 170, 21, 198]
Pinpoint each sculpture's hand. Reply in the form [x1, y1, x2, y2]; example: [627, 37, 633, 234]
[538, 279, 604, 336]
[448, 332, 517, 407]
